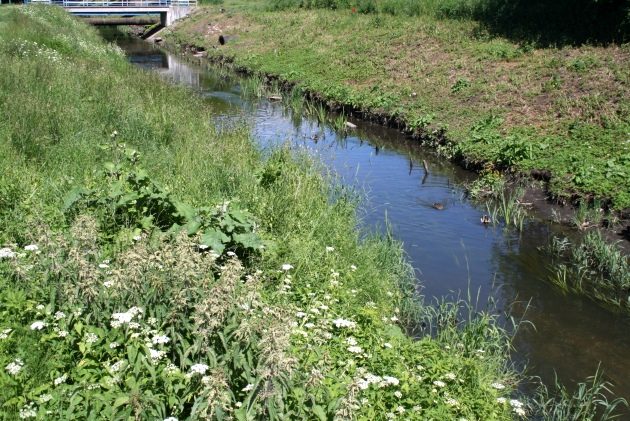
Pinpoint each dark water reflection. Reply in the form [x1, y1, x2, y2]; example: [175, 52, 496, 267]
[120, 38, 630, 400]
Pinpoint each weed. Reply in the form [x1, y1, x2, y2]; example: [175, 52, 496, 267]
[532, 367, 628, 420]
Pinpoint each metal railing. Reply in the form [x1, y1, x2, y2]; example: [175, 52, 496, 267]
[26, 0, 197, 7]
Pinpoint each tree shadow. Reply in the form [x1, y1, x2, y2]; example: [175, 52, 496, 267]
[449, 0, 630, 47]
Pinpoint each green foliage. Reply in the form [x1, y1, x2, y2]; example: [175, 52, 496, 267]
[62, 136, 263, 256]
[532, 367, 628, 420]
[0, 6, 522, 420]
[545, 232, 630, 308]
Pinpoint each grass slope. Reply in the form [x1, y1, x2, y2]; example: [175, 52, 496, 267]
[164, 2, 630, 210]
[0, 5, 520, 420]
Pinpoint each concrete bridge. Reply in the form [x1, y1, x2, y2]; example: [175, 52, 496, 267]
[25, 0, 196, 26]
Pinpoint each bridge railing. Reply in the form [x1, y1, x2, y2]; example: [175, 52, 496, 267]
[26, 0, 197, 6]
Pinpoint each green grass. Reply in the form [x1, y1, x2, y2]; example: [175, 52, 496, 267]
[164, 2, 630, 211]
[0, 5, 525, 419]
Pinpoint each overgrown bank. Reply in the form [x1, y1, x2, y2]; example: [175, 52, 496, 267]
[162, 2, 630, 214]
[0, 5, 527, 420]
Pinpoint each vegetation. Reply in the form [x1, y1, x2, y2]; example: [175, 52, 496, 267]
[0, 5, 525, 419]
[545, 233, 630, 310]
[163, 0, 630, 211]
[532, 367, 628, 420]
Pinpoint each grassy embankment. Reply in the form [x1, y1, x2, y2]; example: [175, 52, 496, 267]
[0, 5, 531, 420]
[163, 1, 630, 213]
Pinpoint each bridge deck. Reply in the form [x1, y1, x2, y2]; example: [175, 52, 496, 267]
[27, 0, 196, 7]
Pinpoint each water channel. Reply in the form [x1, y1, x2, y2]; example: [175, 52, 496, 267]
[116, 35, 630, 401]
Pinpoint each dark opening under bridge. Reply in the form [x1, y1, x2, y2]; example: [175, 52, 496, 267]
[24, 0, 196, 26]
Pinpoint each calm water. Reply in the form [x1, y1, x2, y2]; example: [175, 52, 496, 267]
[120, 38, 630, 400]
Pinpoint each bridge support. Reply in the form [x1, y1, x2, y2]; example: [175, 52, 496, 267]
[161, 6, 192, 26]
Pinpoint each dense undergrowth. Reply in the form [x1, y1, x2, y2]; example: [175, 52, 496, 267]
[0, 5, 530, 420]
[164, 2, 630, 211]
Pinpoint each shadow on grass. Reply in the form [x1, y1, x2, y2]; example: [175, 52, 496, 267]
[445, 0, 630, 46]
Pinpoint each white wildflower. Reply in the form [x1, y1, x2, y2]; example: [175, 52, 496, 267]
[390, 316, 399, 322]
[383, 342, 392, 348]
[0, 328, 12, 339]
[149, 348, 165, 363]
[304, 322, 315, 329]
[385, 413, 395, 420]
[30, 321, 46, 330]
[514, 407, 526, 417]
[57, 330, 68, 338]
[109, 360, 125, 372]
[296, 311, 307, 318]
[133, 235, 142, 241]
[165, 363, 179, 375]
[19, 402, 37, 419]
[227, 251, 236, 257]
[496, 397, 507, 404]
[24, 244, 38, 252]
[189, 363, 209, 375]
[510, 399, 523, 408]
[152, 335, 170, 345]
[98, 263, 109, 269]
[332, 318, 356, 329]
[433, 380, 446, 388]
[281, 264, 293, 271]
[6, 359, 24, 376]
[38, 394, 52, 403]
[109, 342, 119, 349]
[382, 376, 400, 386]
[396, 405, 405, 413]
[444, 372, 456, 381]
[111, 312, 133, 324]
[54, 374, 67, 385]
[491, 382, 505, 390]
[326, 246, 335, 252]
[36, 304, 45, 311]
[357, 379, 370, 390]
[346, 337, 358, 346]
[54, 311, 65, 320]
[242, 383, 254, 392]
[350, 264, 357, 271]
[0, 247, 16, 259]
[128, 322, 140, 329]
[103, 281, 114, 288]
[347, 346, 362, 353]
[198, 244, 209, 250]
[394, 391, 403, 399]
[445, 398, 459, 406]
[84, 333, 98, 344]
[164, 418, 178, 421]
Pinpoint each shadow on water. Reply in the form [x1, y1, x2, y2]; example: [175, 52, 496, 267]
[113, 34, 630, 402]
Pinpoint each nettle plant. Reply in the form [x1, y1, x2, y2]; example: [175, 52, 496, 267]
[62, 134, 263, 256]
[0, 222, 293, 420]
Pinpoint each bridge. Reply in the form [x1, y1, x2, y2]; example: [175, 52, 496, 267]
[25, 0, 196, 26]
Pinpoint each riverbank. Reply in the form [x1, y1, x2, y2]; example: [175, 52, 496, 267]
[162, 3, 630, 217]
[0, 5, 526, 419]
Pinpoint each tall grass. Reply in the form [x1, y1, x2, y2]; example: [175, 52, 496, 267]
[532, 367, 628, 420]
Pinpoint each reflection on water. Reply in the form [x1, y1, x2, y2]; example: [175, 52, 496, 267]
[122, 38, 630, 400]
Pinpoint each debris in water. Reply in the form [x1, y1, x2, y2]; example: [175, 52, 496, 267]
[480, 215, 491, 224]
[268, 95, 282, 101]
[345, 121, 357, 129]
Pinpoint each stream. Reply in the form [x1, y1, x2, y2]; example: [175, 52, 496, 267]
[117, 35, 630, 401]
